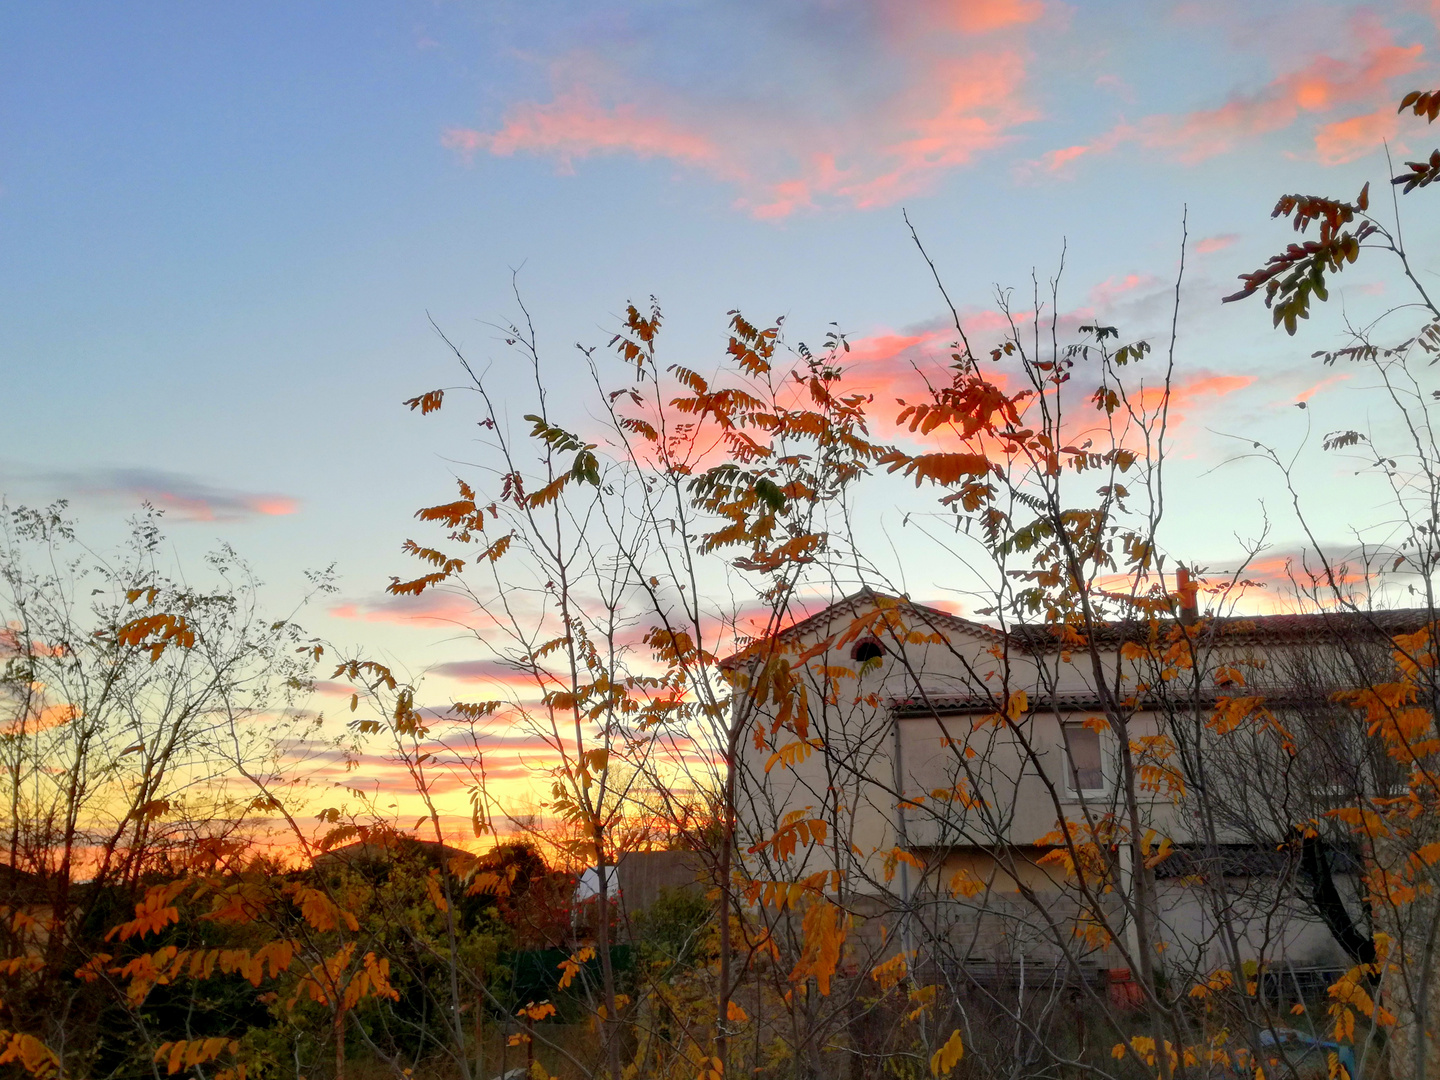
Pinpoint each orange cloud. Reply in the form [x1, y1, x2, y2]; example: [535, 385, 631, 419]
[948, 0, 1044, 33]
[446, 17, 1039, 219]
[1090, 556, 1375, 617]
[1295, 371, 1350, 403]
[1314, 106, 1402, 165]
[442, 90, 727, 175]
[875, 0, 1044, 37]
[249, 497, 299, 516]
[17, 466, 301, 523]
[1133, 372, 1256, 425]
[841, 323, 993, 407]
[847, 332, 932, 364]
[841, 270, 1175, 424]
[1031, 23, 1422, 171]
[0, 703, 79, 737]
[1228, 553, 1372, 606]
[1181, 374, 1255, 399]
[1195, 233, 1239, 255]
[789, 53, 1035, 211]
[152, 492, 294, 521]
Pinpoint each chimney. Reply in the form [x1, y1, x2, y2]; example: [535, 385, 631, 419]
[1175, 565, 1198, 626]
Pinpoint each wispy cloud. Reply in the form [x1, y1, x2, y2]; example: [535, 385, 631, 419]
[1029, 19, 1422, 174]
[841, 266, 1205, 404]
[442, 91, 727, 175]
[1294, 371, 1351, 403]
[1313, 106, 1403, 164]
[443, 5, 1044, 218]
[1133, 372, 1256, 425]
[4, 465, 298, 522]
[1088, 273, 1159, 308]
[876, 0, 1045, 35]
[330, 590, 476, 626]
[1195, 233, 1239, 255]
[431, 658, 529, 682]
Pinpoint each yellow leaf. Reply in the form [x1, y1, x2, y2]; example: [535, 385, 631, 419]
[1005, 690, 1028, 721]
[930, 1029, 964, 1076]
[424, 873, 449, 913]
[790, 900, 846, 995]
[765, 738, 819, 773]
[871, 952, 909, 991]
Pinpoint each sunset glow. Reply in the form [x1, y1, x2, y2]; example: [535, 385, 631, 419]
[5, 0, 1440, 849]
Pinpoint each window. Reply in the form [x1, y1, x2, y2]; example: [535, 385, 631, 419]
[851, 639, 884, 664]
[1063, 723, 1104, 793]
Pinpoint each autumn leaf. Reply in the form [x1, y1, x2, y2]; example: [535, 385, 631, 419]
[403, 389, 445, 414]
[931, 1029, 964, 1076]
[790, 899, 846, 995]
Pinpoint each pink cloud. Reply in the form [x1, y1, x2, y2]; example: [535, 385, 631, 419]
[841, 270, 1167, 411]
[428, 659, 569, 695]
[1180, 373, 1255, 399]
[791, 53, 1035, 211]
[875, 0, 1045, 37]
[1089, 273, 1158, 308]
[846, 331, 937, 365]
[841, 322, 1000, 405]
[249, 497, 299, 516]
[24, 466, 300, 523]
[148, 491, 296, 522]
[1132, 372, 1257, 425]
[1295, 371, 1350, 403]
[1227, 554, 1371, 610]
[330, 590, 478, 627]
[1314, 106, 1402, 165]
[948, 0, 1044, 33]
[431, 658, 533, 683]
[445, 21, 1040, 219]
[1030, 22, 1423, 171]
[442, 89, 726, 175]
[1041, 144, 1090, 173]
[1195, 233, 1239, 255]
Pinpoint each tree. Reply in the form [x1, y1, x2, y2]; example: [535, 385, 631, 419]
[0, 503, 321, 1078]
[1221, 88, 1440, 1080]
[383, 288, 884, 1080]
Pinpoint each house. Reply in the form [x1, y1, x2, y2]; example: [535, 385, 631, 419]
[727, 589, 1420, 982]
[574, 850, 706, 915]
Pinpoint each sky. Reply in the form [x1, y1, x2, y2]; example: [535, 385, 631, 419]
[4, 0, 1439, 834]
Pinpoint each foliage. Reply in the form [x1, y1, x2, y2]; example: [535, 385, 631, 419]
[11, 84, 1440, 1080]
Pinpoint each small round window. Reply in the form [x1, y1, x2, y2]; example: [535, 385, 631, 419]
[851, 639, 884, 664]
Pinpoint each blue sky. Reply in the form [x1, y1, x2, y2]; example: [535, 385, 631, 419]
[4, 2, 1439, 809]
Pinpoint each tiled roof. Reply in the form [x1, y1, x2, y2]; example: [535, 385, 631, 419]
[1011, 608, 1432, 650]
[718, 588, 1000, 669]
[890, 685, 1360, 717]
[721, 593, 1433, 671]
